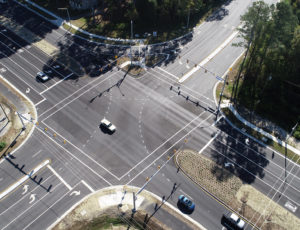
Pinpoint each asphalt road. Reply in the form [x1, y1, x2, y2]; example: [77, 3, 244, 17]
[1, 0, 297, 230]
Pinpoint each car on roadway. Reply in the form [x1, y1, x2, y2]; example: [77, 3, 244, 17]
[52, 65, 60, 69]
[44, 69, 52, 74]
[36, 72, 49, 82]
[221, 212, 245, 230]
[178, 195, 195, 212]
[100, 118, 116, 133]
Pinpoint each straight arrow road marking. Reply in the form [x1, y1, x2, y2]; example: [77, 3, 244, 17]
[0, 159, 50, 200]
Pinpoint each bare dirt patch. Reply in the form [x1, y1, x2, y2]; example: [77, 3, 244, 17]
[176, 149, 300, 230]
[52, 188, 169, 230]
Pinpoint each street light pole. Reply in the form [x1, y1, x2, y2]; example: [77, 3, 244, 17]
[58, 8, 71, 26]
[216, 74, 228, 119]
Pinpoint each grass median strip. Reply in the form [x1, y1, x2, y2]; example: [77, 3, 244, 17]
[176, 149, 300, 230]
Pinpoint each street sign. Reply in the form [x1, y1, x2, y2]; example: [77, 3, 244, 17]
[216, 76, 224, 81]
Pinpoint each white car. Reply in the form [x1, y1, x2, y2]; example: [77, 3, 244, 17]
[100, 118, 116, 132]
[221, 212, 245, 230]
[36, 72, 49, 82]
[52, 65, 60, 69]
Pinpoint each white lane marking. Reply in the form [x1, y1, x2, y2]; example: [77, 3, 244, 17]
[215, 138, 300, 193]
[37, 128, 112, 186]
[127, 113, 215, 185]
[199, 131, 220, 154]
[81, 180, 95, 192]
[220, 131, 300, 182]
[0, 64, 43, 95]
[157, 67, 179, 80]
[43, 123, 118, 180]
[179, 189, 193, 200]
[147, 69, 213, 105]
[40, 73, 73, 95]
[0, 50, 47, 85]
[178, 31, 239, 83]
[22, 185, 29, 195]
[0, 32, 66, 80]
[2, 182, 63, 230]
[208, 145, 300, 206]
[0, 159, 50, 200]
[70, 190, 80, 196]
[47, 165, 72, 191]
[34, 98, 46, 106]
[121, 110, 207, 180]
[0, 175, 55, 216]
[32, 150, 42, 158]
[0, 40, 41, 72]
[23, 182, 82, 230]
[39, 71, 120, 118]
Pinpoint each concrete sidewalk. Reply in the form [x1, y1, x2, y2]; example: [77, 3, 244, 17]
[0, 76, 36, 158]
[48, 185, 206, 230]
[222, 102, 300, 156]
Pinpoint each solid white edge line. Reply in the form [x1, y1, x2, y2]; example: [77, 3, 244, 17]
[81, 180, 95, 192]
[157, 67, 179, 80]
[198, 130, 220, 154]
[179, 31, 239, 83]
[40, 73, 73, 95]
[0, 159, 50, 200]
[34, 98, 46, 106]
[47, 165, 72, 191]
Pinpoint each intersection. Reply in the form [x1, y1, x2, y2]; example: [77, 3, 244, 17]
[0, 0, 299, 229]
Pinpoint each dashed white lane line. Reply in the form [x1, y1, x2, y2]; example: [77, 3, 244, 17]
[0, 159, 50, 200]
[40, 73, 73, 95]
[198, 130, 220, 154]
[32, 150, 42, 158]
[47, 165, 72, 191]
[178, 30, 239, 83]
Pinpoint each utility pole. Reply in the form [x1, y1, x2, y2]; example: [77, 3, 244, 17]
[216, 74, 228, 119]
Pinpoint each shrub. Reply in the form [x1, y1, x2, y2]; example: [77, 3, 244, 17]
[0, 141, 6, 151]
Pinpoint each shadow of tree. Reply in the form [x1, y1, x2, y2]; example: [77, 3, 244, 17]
[211, 119, 269, 184]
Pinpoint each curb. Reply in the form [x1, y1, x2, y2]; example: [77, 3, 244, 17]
[212, 51, 300, 157]
[47, 185, 206, 230]
[174, 151, 258, 230]
[0, 75, 37, 159]
[16, 0, 199, 48]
